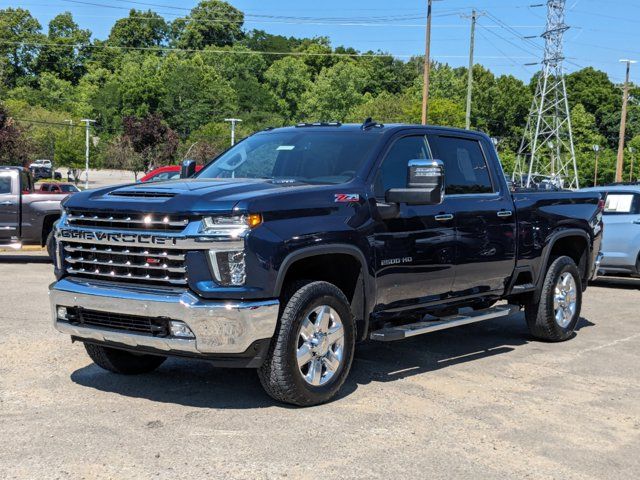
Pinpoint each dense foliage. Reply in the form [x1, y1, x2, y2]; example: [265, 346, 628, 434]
[1, 1, 638, 186]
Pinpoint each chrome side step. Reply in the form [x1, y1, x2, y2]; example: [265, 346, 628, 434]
[370, 304, 519, 342]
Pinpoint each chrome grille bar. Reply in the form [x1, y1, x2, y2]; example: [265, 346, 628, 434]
[63, 245, 185, 261]
[60, 234, 189, 286]
[66, 268, 187, 285]
[65, 256, 186, 273]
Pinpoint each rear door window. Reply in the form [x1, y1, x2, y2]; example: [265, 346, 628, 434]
[427, 135, 494, 194]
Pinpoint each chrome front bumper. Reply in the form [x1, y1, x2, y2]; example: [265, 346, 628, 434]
[50, 278, 279, 355]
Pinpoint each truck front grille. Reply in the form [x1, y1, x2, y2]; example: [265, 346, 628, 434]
[67, 210, 189, 232]
[66, 307, 170, 336]
[63, 242, 187, 285]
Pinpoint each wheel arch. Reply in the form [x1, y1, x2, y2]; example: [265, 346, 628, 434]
[536, 229, 591, 298]
[274, 244, 375, 342]
[41, 214, 60, 246]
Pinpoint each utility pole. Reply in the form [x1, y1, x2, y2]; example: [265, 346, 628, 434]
[616, 59, 636, 183]
[463, 9, 483, 130]
[80, 119, 96, 190]
[224, 118, 242, 146]
[421, 0, 433, 125]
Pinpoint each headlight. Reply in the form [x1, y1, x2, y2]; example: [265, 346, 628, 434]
[200, 214, 262, 237]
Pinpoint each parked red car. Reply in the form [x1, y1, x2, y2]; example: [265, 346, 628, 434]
[38, 182, 80, 194]
[140, 165, 203, 183]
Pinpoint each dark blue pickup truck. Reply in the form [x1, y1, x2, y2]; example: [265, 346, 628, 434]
[50, 121, 603, 406]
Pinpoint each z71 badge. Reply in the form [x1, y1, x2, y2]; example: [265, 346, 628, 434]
[334, 193, 360, 203]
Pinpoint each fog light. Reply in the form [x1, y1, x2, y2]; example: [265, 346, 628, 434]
[170, 320, 195, 339]
[208, 249, 246, 286]
[57, 306, 68, 320]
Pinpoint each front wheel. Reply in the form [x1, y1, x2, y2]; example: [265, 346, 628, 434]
[258, 281, 355, 407]
[525, 256, 582, 342]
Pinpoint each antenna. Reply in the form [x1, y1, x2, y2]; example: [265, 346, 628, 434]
[513, 0, 579, 189]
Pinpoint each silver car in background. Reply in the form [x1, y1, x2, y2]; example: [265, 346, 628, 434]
[582, 185, 640, 277]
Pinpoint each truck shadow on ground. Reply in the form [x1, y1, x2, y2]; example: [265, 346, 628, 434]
[0, 254, 50, 264]
[70, 313, 595, 409]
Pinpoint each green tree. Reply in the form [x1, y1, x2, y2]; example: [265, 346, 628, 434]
[0, 8, 43, 87]
[107, 9, 168, 48]
[264, 57, 312, 121]
[347, 91, 412, 123]
[294, 38, 336, 78]
[172, 0, 244, 50]
[54, 128, 85, 183]
[482, 74, 531, 150]
[202, 45, 275, 115]
[0, 102, 31, 165]
[300, 61, 369, 121]
[8, 72, 75, 112]
[36, 12, 91, 84]
[158, 54, 237, 136]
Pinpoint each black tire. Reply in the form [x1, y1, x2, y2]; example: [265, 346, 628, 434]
[525, 256, 582, 342]
[258, 281, 356, 407]
[84, 343, 166, 374]
[46, 230, 55, 262]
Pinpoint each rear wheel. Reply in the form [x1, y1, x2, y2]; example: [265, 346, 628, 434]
[258, 281, 355, 407]
[525, 256, 582, 342]
[84, 343, 166, 374]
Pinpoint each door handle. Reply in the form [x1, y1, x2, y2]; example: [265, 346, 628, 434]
[497, 210, 513, 218]
[435, 214, 454, 222]
[634, 219, 640, 225]
[0, 201, 14, 206]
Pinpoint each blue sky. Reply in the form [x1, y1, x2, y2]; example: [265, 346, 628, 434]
[6, 0, 639, 83]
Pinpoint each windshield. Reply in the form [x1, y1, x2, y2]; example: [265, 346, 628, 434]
[60, 184, 79, 192]
[197, 131, 378, 184]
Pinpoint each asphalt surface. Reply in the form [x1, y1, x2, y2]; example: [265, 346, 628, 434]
[0, 251, 639, 479]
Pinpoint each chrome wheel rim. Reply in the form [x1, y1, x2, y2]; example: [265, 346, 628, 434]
[297, 305, 345, 386]
[554, 272, 577, 328]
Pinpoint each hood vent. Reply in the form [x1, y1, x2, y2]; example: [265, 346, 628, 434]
[109, 190, 177, 198]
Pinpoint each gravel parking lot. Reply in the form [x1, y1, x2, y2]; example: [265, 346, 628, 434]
[0, 251, 638, 479]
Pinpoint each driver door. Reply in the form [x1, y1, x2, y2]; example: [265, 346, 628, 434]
[370, 134, 456, 313]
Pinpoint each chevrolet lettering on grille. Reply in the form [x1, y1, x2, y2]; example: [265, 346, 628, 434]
[58, 229, 180, 246]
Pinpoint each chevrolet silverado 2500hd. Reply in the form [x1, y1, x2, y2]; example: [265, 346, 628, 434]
[1, 166, 67, 258]
[50, 121, 603, 406]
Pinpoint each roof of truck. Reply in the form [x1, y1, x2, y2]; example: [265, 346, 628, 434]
[261, 122, 489, 138]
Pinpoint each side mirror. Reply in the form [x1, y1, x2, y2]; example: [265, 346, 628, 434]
[180, 159, 197, 179]
[385, 159, 444, 205]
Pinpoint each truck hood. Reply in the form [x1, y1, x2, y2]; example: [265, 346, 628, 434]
[62, 178, 339, 215]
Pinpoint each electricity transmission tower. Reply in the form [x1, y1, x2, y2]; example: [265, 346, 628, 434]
[514, 0, 579, 189]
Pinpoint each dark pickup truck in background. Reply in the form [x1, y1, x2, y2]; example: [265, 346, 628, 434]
[50, 121, 603, 406]
[1, 166, 67, 258]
